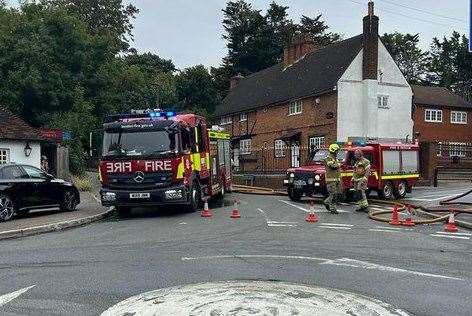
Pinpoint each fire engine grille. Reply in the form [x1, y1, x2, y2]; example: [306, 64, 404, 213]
[107, 172, 174, 190]
[293, 172, 314, 182]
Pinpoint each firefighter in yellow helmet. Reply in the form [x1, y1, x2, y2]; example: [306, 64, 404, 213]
[323, 143, 341, 214]
[352, 149, 371, 212]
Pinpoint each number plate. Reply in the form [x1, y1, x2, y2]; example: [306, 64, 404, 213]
[130, 192, 150, 199]
[293, 180, 306, 188]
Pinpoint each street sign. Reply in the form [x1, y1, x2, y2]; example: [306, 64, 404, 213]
[62, 131, 72, 141]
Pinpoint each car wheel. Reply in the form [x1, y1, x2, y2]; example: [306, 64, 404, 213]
[0, 194, 15, 222]
[187, 181, 201, 212]
[395, 181, 408, 199]
[379, 181, 395, 200]
[61, 190, 78, 211]
[288, 187, 303, 202]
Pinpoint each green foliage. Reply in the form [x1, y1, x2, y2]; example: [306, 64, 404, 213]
[215, 0, 341, 98]
[72, 175, 93, 192]
[381, 32, 430, 84]
[427, 32, 472, 100]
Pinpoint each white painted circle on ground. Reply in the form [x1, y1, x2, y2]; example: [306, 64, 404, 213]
[101, 280, 409, 316]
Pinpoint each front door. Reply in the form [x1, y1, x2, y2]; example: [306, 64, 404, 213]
[291, 143, 300, 167]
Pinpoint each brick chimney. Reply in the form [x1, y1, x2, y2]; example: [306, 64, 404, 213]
[362, 0, 379, 80]
[230, 73, 244, 90]
[283, 33, 318, 68]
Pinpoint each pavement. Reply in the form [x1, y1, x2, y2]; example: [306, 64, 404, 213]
[0, 186, 471, 315]
[0, 192, 111, 240]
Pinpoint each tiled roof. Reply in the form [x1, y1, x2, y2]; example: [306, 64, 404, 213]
[215, 34, 364, 116]
[0, 107, 43, 141]
[412, 85, 472, 109]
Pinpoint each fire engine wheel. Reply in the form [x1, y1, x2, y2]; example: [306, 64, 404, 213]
[395, 181, 408, 199]
[379, 181, 395, 200]
[187, 181, 202, 212]
[288, 187, 303, 202]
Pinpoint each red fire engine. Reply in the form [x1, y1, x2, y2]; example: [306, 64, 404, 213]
[284, 140, 420, 201]
[99, 110, 232, 214]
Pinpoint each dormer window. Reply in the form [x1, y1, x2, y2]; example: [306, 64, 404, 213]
[288, 100, 302, 115]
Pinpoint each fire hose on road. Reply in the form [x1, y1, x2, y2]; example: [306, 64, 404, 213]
[233, 184, 472, 227]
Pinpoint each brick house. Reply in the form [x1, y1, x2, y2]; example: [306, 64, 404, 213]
[214, 1, 413, 172]
[412, 85, 472, 180]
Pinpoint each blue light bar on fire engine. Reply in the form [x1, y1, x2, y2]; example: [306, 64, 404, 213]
[149, 111, 176, 119]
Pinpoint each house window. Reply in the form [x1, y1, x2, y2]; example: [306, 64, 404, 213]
[274, 140, 285, 158]
[377, 95, 389, 109]
[240, 139, 251, 155]
[425, 109, 442, 123]
[451, 111, 467, 124]
[309, 136, 325, 152]
[436, 142, 442, 157]
[220, 116, 232, 125]
[0, 148, 10, 164]
[449, 143, 466, 157]
[239, 113, 247, 121]
[288, 100, 302, 115]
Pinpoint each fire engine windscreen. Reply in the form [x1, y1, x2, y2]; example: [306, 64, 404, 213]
[310, 149, 346, 162]
[102, 130, 178, 158]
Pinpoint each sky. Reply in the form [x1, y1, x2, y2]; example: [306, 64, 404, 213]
[6, 0, 472, 69]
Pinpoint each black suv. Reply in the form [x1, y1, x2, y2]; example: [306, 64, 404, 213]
[0, 164, 80, 221]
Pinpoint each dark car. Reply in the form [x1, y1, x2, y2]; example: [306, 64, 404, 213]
[0, 164, 80, 221]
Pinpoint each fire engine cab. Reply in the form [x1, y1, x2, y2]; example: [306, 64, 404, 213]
[99, 110, 231, 214]
[284, 140, 420, 201]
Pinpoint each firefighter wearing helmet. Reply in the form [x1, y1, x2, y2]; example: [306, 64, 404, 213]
[352, 149, 371, 212]
[323, 143, 341, 214]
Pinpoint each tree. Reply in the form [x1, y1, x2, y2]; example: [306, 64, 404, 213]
[45, 0, 139, 51]
[215, 0, 340, 99]
[381, 32, 429, 84]
[176, 65, 219, 116]
[427, 32, 472, 101]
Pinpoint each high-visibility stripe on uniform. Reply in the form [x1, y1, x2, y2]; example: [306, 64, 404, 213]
[176, 158, 185, 179]
[381, 174, 419, 180]
[341, 171, 379, 180]
[191, 153, 201, 171]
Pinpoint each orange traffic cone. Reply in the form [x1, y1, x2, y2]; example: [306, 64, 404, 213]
[306, 202, 318, 223]
[402, 206, 415, 226]
[445, 211, 458, 232]
[389, 204, 401, 226]
[230, 199, 241, 219]
[201, 199, 212, 218]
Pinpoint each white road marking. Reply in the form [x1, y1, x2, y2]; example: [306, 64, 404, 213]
[434, 231, 472, 236]
[0, 285, 36, 307]
[369, 229, 402, 233]
[182, 254, 329, 262]
[179, 222, 187, 225]
[319, 226, 352, 230]
[181, 255, 461, 281]
[278, 200, 349, 213]
[320, 223, 354, 227]
[374, 226, 404, 230]
[267, 221, 298, 224]
[430, 234, 470, 240]
[268, 224, 297, 227]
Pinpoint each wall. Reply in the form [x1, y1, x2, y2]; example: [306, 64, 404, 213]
[0, 140, 41, 168]
[221, 93, 338, 172]
[413, 105, 472, 142]
[337, 39, 413, 141]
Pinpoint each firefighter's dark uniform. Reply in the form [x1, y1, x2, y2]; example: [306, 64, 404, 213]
[353, 157, 371, 211]
[323, 153, 341, 214]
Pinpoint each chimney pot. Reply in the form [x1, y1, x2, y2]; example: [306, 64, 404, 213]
[229, 73, 244, 90]
[283, 33, 319, 68]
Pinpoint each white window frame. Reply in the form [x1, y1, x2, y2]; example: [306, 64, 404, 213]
[239, 139, 251, 155]
[449, 142, 466, 157]
[220, 116, 232, 125]
[274, 140, 285, 158]
[288, 100, 302, 115]
[0, 148, 10, 164]
[425, 109, 442, 123]
[309, 136, 325, 152]
[239, 113, 247, 122]
[377, 95, 390, 109]
[436, 142, 442, 157]
[450, 111, 467, 124]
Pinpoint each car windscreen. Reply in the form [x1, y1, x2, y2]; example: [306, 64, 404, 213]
[102, 130, 179, 158]
[311, 149, 346, 162]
